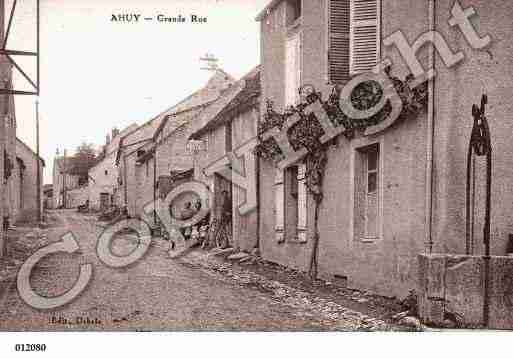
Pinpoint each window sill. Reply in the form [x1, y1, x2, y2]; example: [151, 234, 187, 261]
[288, 237, 307, 244]
[360, 237, 380, 243]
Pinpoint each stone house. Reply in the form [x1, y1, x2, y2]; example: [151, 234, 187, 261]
[255, 0, 513, 302]
[189, 66, 261, 252]
[52, 156, 84, 209]
[0, 0, 15, 255]
[2, 91, 16, 229]
[116, 70, 234, 222]
[0, 67, 15, 256]
[88, 125, 137, 212]
[9, 138, 45, 223]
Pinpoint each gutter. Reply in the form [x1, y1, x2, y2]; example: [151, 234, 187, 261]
[425, 0, 436, 253]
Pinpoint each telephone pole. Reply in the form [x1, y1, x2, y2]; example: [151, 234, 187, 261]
[36, 99, 41, 222]
[63, 148, 67, 208]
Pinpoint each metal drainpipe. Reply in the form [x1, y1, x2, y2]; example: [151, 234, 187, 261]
[153, 148, 157, 225]
[123, 155, 128, 209]
[425, 0, 436, 254]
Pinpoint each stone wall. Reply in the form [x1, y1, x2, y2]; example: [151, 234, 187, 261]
[14, 139, 45, 223]
[418, 253, 513, 329]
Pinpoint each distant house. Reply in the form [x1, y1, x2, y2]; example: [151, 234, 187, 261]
[116, 69, 235, 223]
[189, 66, 261, 252]
[52, 155, 85, 209]
[88, 125, 138, 212]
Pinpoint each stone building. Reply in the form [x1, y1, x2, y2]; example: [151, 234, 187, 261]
[116, 69, 234, 222]
[9, 138, 45, 223]
[189, 66, 261, 252]
[2, 90, 16, 229]
[254, 0, 513, 311]
[0, 0, 14, 256]
[88, 125, 137, 212]
[52, 156, 84, 209]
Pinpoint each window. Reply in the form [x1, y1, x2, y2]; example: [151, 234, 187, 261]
[105, 170, 108, 176]
[328, 0, 380, 82]
[285, 31, 301, 107]
[278, 163, 308, 243]
[349, 0, 381, 75]
[225, 123, 232, 153]
[297, 163, 308, 242]
[328, 0, 350, 83]
[274, 169, 285, 243]
[354, 143, 380, 241]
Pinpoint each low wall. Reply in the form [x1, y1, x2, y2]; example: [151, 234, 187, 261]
[66, 187, 89, 208]
[418, 254, 513, 329]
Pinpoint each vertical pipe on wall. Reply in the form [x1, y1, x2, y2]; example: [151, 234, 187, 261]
[425, 0, 436, 254]
[36, 100, 41, 222]
[153, 150, 157, 225]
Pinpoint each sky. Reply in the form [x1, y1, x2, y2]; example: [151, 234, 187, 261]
[5, 0, 270, 184]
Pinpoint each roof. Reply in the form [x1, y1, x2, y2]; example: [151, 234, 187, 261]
[89, 123, 139, 171]
[256, 0, 284, 21]
[53, 156, 81, 174]
[116, 69, 235, 165]
[104, 123, 139, 155]
[16, 137, 46, 167]
[189, 65, 261, 140]
[153, 69, 236, 139]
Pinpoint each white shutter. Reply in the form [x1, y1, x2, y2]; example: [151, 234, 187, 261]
[328, 0, 350, 83]
[350, 0, 380, 75]
[275, 169, 285, 242]
[285, 32, 301, 106]
[297, 163, 308, 242]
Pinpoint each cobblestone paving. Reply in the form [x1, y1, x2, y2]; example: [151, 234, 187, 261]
[0, 210, 390, 331]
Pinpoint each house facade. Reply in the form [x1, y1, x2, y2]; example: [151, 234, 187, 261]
[88, 125, 137, 212]
[0, 25, 14, 255]
[255, 0, 513, 298]
[52, 156, 83, 209]
[116, 70, 234, 223]
[190, 66, 261, 252]
[10, 138, 45, 223]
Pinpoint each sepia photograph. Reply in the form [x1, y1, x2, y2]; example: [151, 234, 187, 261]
[0, 0, 512, 356]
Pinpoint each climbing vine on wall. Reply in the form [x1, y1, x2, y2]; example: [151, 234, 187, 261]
[254, 66, 428, 279]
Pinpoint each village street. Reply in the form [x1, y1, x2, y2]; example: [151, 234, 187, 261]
[0, 209, 395, 331]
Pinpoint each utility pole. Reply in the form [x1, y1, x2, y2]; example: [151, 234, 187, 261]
[63, 148, 67, 209]
[200, 53, 219, 72]
[36, 99, 41, 222]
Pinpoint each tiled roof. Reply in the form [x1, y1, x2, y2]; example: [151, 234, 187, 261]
[116, 69, 235, 164]
[16, 137, 46, 167]
[189, 65, 261, 140]
[154, 69, 236, 139]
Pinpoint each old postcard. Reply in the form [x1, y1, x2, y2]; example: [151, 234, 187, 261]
[0, 0, 512, 356]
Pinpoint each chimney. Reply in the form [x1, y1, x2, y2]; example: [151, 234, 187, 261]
[106, 134, 111, 146]
[112, 127, 120, 139]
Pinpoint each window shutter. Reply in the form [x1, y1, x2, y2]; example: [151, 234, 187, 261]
[297, 163, 308, 242]
[285, 32, 301, 106]
[328, 0, 350, 83]
[274, 169, 285, 242]
[350, 0, 380, 75]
